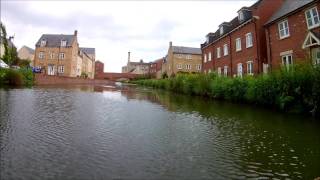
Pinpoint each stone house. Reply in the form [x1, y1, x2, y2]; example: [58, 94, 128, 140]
[265, 0, 320, 70]
[34, 30, 95, 79]
[122, 52, 150, 75]
[18, 45, 35, 66]
[164, 41, 202, 77]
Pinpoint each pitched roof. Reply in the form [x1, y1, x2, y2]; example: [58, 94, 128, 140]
[80, 47, 95, 55]
[172, 46, 201, 55]
[20, 45, 35, 54]
[265, 0, 315, 25]
[35, 34, 75, 47]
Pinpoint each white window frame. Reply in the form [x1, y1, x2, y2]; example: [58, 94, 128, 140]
[204, 54, 207, 63]
[217, 67, 222, 76]
[185, 64, 191, 70]
[61, 40, 67, 47]
[177, 54, 183, 58]
[282, 54, 293, 70]
[58, 65, 64, 73]
[59, 53, 65, 60]
[278, 20, 290, 39]
[223, 44, 229, 56]
[208, 52, 212, 61]
[196, 64, 201, 70]
[217, 47, 221, 58]
[50, 52, 54, 59]
[237, 63, 243, 77]
[40, 40, 46, 47]
[247, 61, 254, 75]
[223, 66, 228, 76]
[220, 26, 224, 35]
[246, 33, 253, 48]
[177, 64, 182, 70]
[186, 54, 192, 60]
[238, 11, 244, 21]
[316, 50, 320, 65]
[305, 7, 320, 29]
[236, 38, 242, 52]
[39, 51, 45, 59]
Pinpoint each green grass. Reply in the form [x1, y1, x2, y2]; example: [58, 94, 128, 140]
[134, 65, 320, 117]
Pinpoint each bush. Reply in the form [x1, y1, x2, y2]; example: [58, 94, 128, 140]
[0, 68, 33, 86]
[134, 64, 320, 117]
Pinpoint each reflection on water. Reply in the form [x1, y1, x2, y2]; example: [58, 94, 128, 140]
[0, 85, 319, 180]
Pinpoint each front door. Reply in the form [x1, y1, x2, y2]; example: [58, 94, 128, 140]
[312, 47, 320, 65]
[48, 65, 55, 75]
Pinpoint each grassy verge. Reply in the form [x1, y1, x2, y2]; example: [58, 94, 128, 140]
[134, 65, 320, 117]
[0, 68, 33, 87]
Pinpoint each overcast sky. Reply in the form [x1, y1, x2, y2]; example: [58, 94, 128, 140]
[1, 0, 255, 72]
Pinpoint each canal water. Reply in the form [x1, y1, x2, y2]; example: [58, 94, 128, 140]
[0, 85, 319, 179]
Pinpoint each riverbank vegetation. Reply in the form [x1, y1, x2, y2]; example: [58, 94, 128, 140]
[0, 68, 33, 86]
[134, 65, 320, 117]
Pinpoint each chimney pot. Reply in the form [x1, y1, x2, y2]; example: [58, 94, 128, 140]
[74, 30, 78, 36]
[169, 41, 172, 47]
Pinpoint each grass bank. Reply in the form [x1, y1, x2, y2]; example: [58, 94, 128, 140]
[134, 65, 320, 117]
[0, 68, 33, 86]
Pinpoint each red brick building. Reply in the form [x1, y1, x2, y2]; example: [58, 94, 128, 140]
[265, 0, 320, 70]
[201, 0, 284, 77]
[95, 60, 104, 78]
[149, 57, 164, 79]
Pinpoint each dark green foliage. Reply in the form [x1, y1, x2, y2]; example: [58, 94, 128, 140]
[134, 64, 320, 117]
[0, 68, 33, 86]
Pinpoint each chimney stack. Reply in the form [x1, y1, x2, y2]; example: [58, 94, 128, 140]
[74, 30, 78, 36]
[128, 51, 131, 63]
[169, 41, 172, 47]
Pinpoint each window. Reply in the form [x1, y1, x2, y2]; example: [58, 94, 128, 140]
[223, 66, 228, 76]
[208, 52, 212, 61]
[278, 20, 290, 39]
[59, 53, 65, 60]
[204, 54, 207, 63]
[220, 26, 224, 35]
[50, 52, 55, 59]
[58, 65, 64, 73]
[236, 38, 242, 51]
[223, 44, 228, 56]
[237, 63, 243, 77]
[39, 51, 45, 59]
[305, 7, 320, 29]
[238, 11, 244, 21]
[177, 54, 183, 58]
[186, 55, 192, 59]
[40, 40, 46, 47]
[246, 33, 253, 48]
[61, 40, 67, 47]
[247, 61, 254, 75]
[217, 67, 222, 76]
[282, 54, 293, 70]
[186, 64, 191, 70]
[316, 51, 320, 65]
[217, 47, 221, 58]
[196, 64, 201, 70]
[177, 64, 182, 70]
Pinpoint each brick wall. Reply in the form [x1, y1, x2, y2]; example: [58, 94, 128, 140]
[34, 74, 113, 85]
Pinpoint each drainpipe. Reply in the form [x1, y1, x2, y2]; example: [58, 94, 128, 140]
[253, 18, 260, 74]
[229, 34, 233, 76]
[266, 26, 272, 72]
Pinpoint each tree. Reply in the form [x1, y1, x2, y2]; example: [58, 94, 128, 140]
[0, 22, 19, 66]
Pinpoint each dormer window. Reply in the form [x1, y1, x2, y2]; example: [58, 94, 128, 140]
[238, 11, 244, 21]
[220, 26, 224, 35]
[61, 40, 67, 47]
[40, 39, 46, 47]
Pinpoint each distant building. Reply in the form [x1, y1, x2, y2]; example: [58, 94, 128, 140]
[149, 57, 164, 79]
[163, 41, 202, 77]
[0, 36, 15, 59]
[265, 0, 320, 70]
[18, 45, 35, 66]
[95, 60, 104, 78]
[121, 52, 150, 75]
[34, 30, 95, 79]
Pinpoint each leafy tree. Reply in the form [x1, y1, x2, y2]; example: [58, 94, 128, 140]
[0, 22, 19, 66]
